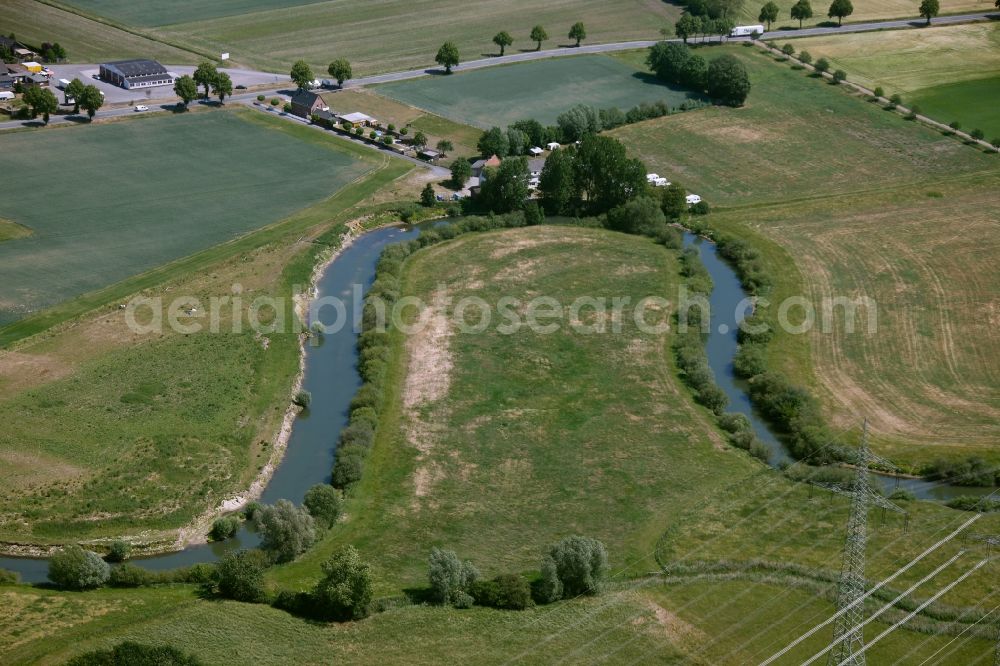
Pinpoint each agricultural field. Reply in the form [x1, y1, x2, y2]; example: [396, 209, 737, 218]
[373, 54, 703, 129]
[0, 109, 372, 327]
[48, 0, 675, 74]
[790, 22, 1000, 138]
[0, 220, 31, 244]
[744, 0, 986, 30]
[612, 45, 1000, 462]
[0, 0, 201, 65]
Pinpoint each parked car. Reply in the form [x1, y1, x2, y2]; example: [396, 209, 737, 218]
[134, 105, 149, 112]
[235, 84, 247, 90]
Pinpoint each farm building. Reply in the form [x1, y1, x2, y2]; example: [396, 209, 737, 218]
[529, 147, 544, 156]
[471, 154, 501, 178]
[99, 59, 174, 89]
[418, 149, 441, 162]
[290, 89, 329, 118]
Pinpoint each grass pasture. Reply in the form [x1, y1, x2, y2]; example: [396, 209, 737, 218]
[56, 0, 330, 27]
[790, 23, 1000, 138]
[275, 224, 754, 591]
[373, 54, 704, 128]
[0, 109, 372, 327]
[613, 45, 1000, 461]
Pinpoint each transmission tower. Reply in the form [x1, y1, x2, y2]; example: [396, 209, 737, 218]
[822, 419, 907, 666]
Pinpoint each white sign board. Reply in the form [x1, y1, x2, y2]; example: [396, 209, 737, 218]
[221, 52, 230, 61]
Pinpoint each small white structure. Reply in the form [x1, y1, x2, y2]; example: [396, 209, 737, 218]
[686, 194, 702, 205]
[546, 142, 561, 151]
[529, 146, 544, 156]
[730, 24, 765, 37]
[339, 111, 376, 126]
[646, 173, 659, 182]
[653, 177, 669, 187]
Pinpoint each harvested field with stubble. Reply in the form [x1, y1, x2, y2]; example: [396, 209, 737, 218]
[273, 224, 755, 592]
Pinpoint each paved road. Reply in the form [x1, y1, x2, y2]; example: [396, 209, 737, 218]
[1, 10, 995, 132]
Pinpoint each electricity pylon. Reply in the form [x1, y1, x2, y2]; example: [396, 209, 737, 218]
[821, 419, 907, 666]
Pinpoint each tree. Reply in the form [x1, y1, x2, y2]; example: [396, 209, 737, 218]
[52, 42, 67, 61]
[556, 103, 601, 142]
[782, 43, 795, 56]
[492, 31, 513, 56]
[435, 41, 460, 73]
[327, 58, 352, 86]
[449, 158, 472, 188]
[421, 183, 436, 207]
[290, 59, 314, 89]
[256, 499, 316, 563]
[790, 0, 814, 27]
[970, 128, 985, 141]
[427, 548, 479, 605]
[173, 75, 197, 109]
[65, 77, 85, 113]
[49, 545, 110, 590]
[530, 25, 549, 50]
[216, 549, 269, 602]
[832, 69, 847, 83]
[573, 134, 647, 213]
[79, 84, 104, 121]
[539, 148, 577, 214]
[545, 536, 608, 597]
[312, 546, 374, 621]
[24, 86, 58, 124]
[537, 556, 563, 602]
[680, 53, 708, 90]
[479, 157, 530, 213]
[675, 14, 698, 43]
[707, 54, 751, 106]
[569, 22, 587, 47]
[758, 1, 780, 29]
[661, 183, 688, 219]
[435, 139, 454, 153]
[647, 41, 691, 85]
[303, 484, 341, 528]
[511, 119, 546, 148]
[212, 71, 232, 103]
[412, 130, 428, 148]
[193, 61, 218, 99]
[813, 57, 830, 74]
[919, 0, 939, 24]
[477, 126, 510, 157]
[506, 126, 528, 155]
[106, 540, 132, 563]
[827, 0, 853, 25]
[798, 50, 813, 64]
[606, 196, 666, 236]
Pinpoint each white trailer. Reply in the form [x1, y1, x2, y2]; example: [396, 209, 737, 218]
[57, 78, 72, 90]
[730, 24, 765, 37]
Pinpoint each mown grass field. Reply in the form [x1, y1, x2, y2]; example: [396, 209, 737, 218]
[373, 54, 703, 129]
[275, 224, 755, 591]
[56, 0, 329, 26]
[790, 23, 1000, 138]
[0, 109, 372, 327]
[0, 0, 202, 64]
[612, 45, 1000, 462]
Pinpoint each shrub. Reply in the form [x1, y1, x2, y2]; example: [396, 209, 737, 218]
[718, 412, 752, 434]
[282, 103, 292, 113]
[216, 549, 269, 602]
[545, 536, 608, 597]
[888, 488, 916, 501]
[605, 196, 666, 236]
[303, 483, 342, 528]
[108, 563, 155, 588]
[0, 569, 19, 584]
[354, 127, 363, 136]
[690, 200, 711, 215]
[798, 50, 812, 65]
[813, 57, 830, 74]
[66, 642, 204, 666]
[906, 104, 921, 120]
[256, 94, 265, 101]
[733, 343, 767, 378]
[49, 545, 110, 590]
[698, 385, 728, 415]
[270, 98, 280, 106]
[428, 548, 479, 605]
[946, 496, 1000, 512]
[970, 128, 985, 141]
[948, 120, 961, 131]
[888, 93, 902, 109]
[923, 456, 997, 486]
[873, 86, 884, 98]
[332, 449, 365, 488]
[210, 516, 240, 541]
[781, 44, 795, 56]
[243, 500, 262, 520]
[311, 546, 374, 621]
[256, 499, 316, 563]
[293, 389, 312, 408]
[106, 540, 132, 563]
[471, 573, 533, 610]
[832, 69, 846, 84]
[536, 556, 563, 603]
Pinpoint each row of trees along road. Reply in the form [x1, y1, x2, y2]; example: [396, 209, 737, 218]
[437, 22, 588, 74]
[23, 79, 103, 124]
[173, 62, 232, 108]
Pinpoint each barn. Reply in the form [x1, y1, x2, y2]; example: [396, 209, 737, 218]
[99, 59, 174, 90]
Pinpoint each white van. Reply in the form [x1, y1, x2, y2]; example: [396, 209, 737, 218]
[730, 24, 766, 37]
[134, 104, 149, 112]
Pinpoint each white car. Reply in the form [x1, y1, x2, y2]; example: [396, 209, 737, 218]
[134, 105, 149, 112]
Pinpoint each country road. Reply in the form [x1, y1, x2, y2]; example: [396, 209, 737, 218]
[1, 10, 996, 132]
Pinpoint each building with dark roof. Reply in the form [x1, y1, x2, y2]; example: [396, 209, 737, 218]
[290, 89, 329, 118]
[99, 59, 174, 89]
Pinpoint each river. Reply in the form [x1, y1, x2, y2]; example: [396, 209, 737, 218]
[0, 223, 988, 583]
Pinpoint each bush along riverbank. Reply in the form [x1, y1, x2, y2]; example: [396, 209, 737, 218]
[681, 218, 1000, 498]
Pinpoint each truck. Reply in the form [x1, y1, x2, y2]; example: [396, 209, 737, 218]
[730, 24, 766, 37]
[56, 78, 71, 90]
